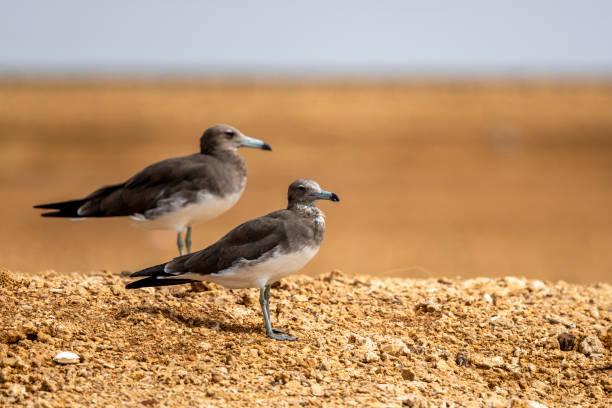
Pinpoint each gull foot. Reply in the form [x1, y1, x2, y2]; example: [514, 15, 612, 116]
[267, 331, 298, 341]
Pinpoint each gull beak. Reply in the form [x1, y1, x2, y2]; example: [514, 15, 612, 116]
[239, 136, 272, 151]
[315, 190, 340, 202]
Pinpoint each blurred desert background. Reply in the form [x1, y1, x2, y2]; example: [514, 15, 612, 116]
[1, 79, 611, 283]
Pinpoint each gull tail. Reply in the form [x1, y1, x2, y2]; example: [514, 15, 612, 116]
[33, 199, 88, 218]
[125, 263, 196, 289]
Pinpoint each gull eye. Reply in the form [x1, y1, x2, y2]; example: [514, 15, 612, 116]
[298, 186, 306, 191]
[224, 129, 235, 138]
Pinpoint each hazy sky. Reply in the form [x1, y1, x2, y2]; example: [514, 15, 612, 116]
[1, 1, 611, 76]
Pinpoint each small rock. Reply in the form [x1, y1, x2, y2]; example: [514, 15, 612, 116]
[35, 398, 53, 408]
[483, 293, 493, 303]
[475, 356, 504, 369]
[322, 269, 345, 283]
[587, 306, 599, 319]
[401, 368, 416, 381]
[380, 339, 408, 356]
[435, 359, 451, 372]
[4, 357, 25, 369]
[248, 348, 259, 358]
[310, 383, 324, 396]
[210, 373, 224, 383]
[4, 383, 27, 399]
[49, 288, 63, 293]
[509, 399, 549, 408]
[601, 327, 612, 350]
[401, 394, 428, 407]
[484, 395, 507, 408]
[240, 292, 258, 306]
[528, 280, 547, 292]
[546, 314, 575, 329]
[589, 385, 604, 398]
[504, 277, 526, 291]
[4, 329, 25, 344]
[557, 333, 576, 351]
[40, 379, 57, 392]
[455, 350, 469, 366]
[348, 332, 368, 345]
[415, 302, 440, 313]
[53, 351, 80, 364]
[363, 351, 380, 363]
[490, 315, 514, 329]
[578, 335, 605, 357]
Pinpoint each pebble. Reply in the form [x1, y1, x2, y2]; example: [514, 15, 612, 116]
[528, 280, 547, 292]
[363, 351, 380, 363]
[509, 400, 549, 408]
[310, 383, 324, 396]
[53, 351, 80, 364]
[484, 395, 506, 408]
[4, 329, 25, 344]
[490, 315, 514, 329]
[415, 302, 440, 313]
[455, 351, 469, 366]
[475, 356, 504, 369]
[504, 277, 526, 291]
[578, 335, 605, 357]
[380, 339, 408, 356]
[556, 333, 576, 351]
[545, 314, 575, 329]
[435, 359, 451, 372]
[401, 368, 416, 381]
[401, 395, 428, 408]
[4, 383, 27, 399]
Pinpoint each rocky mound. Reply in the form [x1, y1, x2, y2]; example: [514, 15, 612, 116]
[0, 268, 610, 407]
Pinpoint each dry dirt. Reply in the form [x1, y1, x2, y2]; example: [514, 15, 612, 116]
[0, 267, 610, 407]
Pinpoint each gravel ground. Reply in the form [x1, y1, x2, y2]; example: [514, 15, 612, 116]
[0, 268, 610, 407]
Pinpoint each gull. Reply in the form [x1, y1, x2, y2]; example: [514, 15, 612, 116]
[34, 124, 271, 255]
[126, 179, 340, 341]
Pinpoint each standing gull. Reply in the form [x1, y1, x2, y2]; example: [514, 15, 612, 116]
[126, 179, 340, 341]
[34, 124, 271, 255]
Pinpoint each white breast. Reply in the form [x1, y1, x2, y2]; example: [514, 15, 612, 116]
[129, 191, 243, 232]
[190, 246, 320, 289]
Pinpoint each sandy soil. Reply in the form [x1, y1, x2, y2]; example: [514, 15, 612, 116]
[1, 268, 610, 407]
[1, 81, 612, 283]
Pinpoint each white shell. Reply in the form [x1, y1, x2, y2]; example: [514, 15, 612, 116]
[53, 351, 80, 364]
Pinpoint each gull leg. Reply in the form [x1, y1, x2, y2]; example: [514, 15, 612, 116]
[177, 231, 184, 256]
[186, 226, 192, 254]
[183, 226, 206, 292]
[260, 285, 297, 341]
[264, 285, 287, 334]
